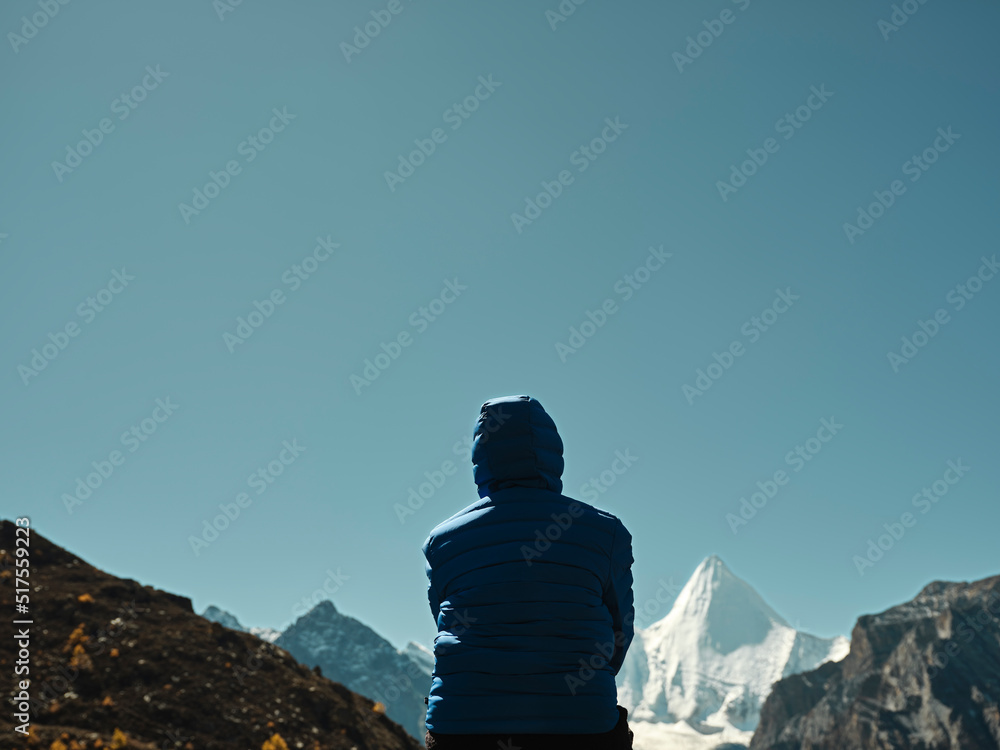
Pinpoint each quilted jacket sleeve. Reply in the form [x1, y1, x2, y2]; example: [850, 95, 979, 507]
[602, 518, 635, 674]
[423, 540, 441, 625]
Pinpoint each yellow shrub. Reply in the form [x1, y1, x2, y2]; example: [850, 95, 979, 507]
[63, 624, 89, 654]
[261, 733, 289, 750]
[69, 643, 94, 671]
[78, 593, 95, 604]
[109, 728, 128, 749]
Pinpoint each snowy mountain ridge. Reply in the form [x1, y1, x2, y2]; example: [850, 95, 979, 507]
[618, 555, 849, 750]
[201, 604, 282, 643]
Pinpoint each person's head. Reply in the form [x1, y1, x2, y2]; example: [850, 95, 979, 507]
[470, 395, 564, 498]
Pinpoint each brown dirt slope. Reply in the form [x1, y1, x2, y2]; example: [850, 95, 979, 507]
[0, 519, 421, 750]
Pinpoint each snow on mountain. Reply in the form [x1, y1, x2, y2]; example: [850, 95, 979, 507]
[201, 605, 282, 642]
[249, 625, 282, 643]
[403, 640, 434, 676]
[617, 555, 849, 750]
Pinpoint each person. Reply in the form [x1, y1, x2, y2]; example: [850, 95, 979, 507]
[421, 395, 635, 749]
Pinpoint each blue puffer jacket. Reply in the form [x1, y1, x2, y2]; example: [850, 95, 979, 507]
[422, 395, 634, 735]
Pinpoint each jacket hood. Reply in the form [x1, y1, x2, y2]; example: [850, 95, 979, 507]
[471, 395, 564, 498]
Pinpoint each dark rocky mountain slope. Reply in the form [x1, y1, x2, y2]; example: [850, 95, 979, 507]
[0, 519, 420, 750]
[751, 573, 1000, 750]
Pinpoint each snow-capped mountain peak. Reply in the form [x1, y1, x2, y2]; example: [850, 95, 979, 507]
[618, 556, 849, 750]
[657, 554, 789, 655]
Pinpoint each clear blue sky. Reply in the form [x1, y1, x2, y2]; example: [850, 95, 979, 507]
[3, 0, 998, 652]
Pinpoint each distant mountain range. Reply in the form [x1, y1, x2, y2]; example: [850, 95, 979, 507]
[201, 554, 999, 750]
[203, 601, 432, 742]
[7, 516, 996, 750]
[204, 555, 850, 749]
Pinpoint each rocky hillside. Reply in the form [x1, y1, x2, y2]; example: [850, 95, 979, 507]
[750, 573, 1000, 750]
[200, 604, 432, 743]
[0, 519, 421, 750]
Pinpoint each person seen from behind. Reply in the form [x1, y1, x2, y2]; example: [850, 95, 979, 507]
[421, 395, 635, 749]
